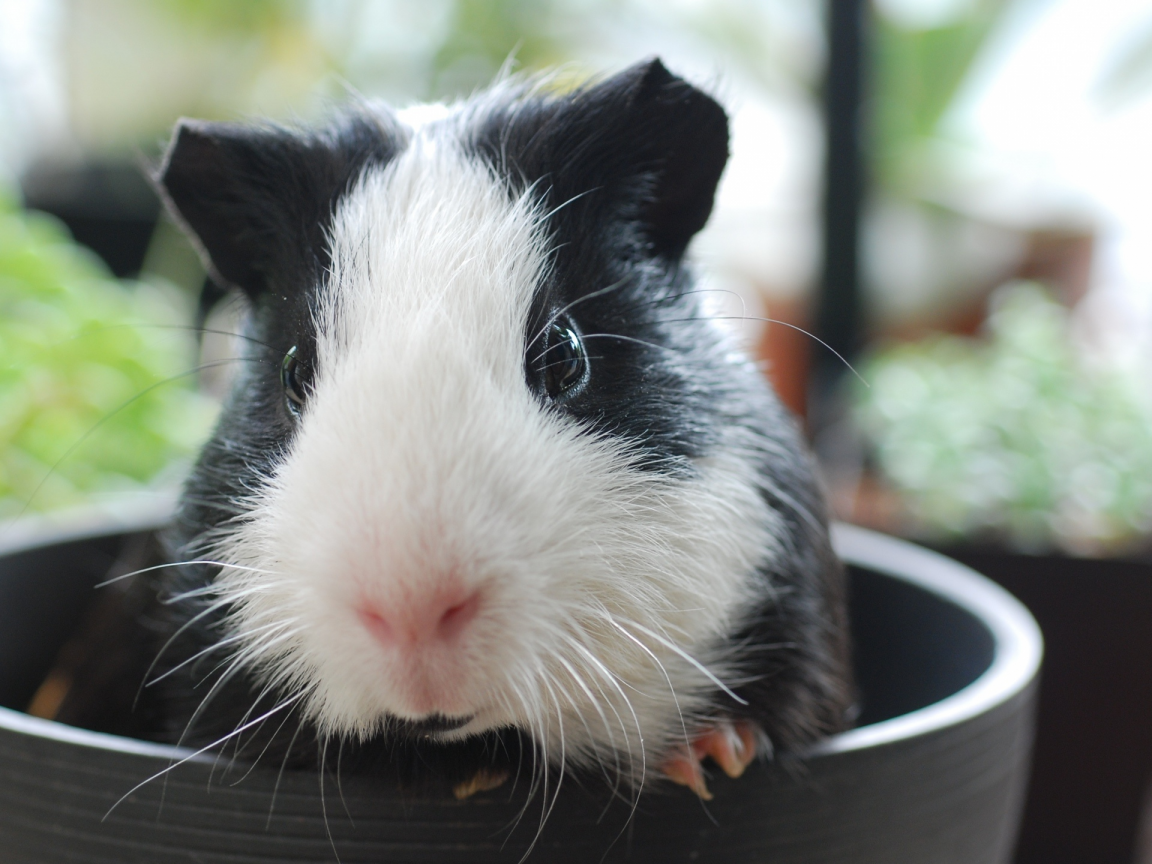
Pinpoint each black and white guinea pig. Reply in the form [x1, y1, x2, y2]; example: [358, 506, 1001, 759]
[148, 57, 852, 799]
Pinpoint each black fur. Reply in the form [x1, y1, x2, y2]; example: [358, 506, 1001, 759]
[471, 61, 851, 750]
[76, 59, 852, 790]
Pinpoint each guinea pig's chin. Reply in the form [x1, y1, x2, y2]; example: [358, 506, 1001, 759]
[385, 708, 503, 743]
[351, 649, 493, 728]
[383, 675, 476, 720]
[308, 672, 486, 739]
[426, 711, 502, 741]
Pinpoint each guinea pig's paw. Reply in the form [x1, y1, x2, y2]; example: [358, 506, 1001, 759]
[453, 766, 511, 800]
[661, 719, 759, 800]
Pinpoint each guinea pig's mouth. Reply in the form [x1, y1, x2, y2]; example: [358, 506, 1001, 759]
[393, 713, 475, 738]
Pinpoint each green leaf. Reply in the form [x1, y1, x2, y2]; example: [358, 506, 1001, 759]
[0, 191, 218, 517]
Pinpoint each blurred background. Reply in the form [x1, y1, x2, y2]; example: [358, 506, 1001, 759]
[3, 1, 1152, 861]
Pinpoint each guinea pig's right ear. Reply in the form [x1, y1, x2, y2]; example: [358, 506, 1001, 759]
[156, 120, 286, 298]
[156, 116, 397, 298]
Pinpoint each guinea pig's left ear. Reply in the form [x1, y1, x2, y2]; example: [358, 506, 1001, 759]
[563, 58, 729, 260]
[609, 59, 728, 259]
[156, 115, 395, 298]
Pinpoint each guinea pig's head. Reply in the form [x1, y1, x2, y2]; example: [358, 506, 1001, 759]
[160, 59, 793, 772]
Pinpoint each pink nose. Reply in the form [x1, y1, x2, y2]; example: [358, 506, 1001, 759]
[358, 590, 481, 648]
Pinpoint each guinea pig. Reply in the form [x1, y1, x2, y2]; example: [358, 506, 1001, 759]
[143, 57, 852, 801]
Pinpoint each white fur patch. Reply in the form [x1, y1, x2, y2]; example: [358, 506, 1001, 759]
[212, 117, 779, 781]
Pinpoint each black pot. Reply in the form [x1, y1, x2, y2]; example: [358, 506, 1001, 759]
[937, 546, 1152, 864]
[0, 517, 1041, 863]
[20, 160, 161, 279]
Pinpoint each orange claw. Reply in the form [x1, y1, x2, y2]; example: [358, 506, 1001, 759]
[661, 719, 759, 799]
[662, 746, 713, 800]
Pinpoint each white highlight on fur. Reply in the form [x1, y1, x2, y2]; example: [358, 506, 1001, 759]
[212, 115, 780, 780]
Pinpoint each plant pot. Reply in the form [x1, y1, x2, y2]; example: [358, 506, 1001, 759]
[0, 517, 1041, 863]
[20, 160, 162, 280]
[937, 546, 1152, 864]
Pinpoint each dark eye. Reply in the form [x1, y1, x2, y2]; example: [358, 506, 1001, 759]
[281, 345, 307, 415]
[540, 320, 587, 400]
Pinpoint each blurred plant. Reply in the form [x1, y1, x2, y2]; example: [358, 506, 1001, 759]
[871, 0, 1013, 195]
[158, 0, 307, 33]
[856, 282, 1152, 555]
[0, 189, 217, 518]
[862, 0, 1034, 333]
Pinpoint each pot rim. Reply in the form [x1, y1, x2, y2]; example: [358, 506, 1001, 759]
[0, 510, 1042, 761]
[820, 523, 1042, 755]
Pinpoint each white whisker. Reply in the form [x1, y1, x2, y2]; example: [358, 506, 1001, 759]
[102, 691, 306, 821]
[610, 617, 747, 707]
[94, 559, 269, 589]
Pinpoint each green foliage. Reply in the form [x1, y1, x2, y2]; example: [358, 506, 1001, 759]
[856, 283, 1152, 554]
[153, 0, 308, 36]
[0, 191, 217, 518]
[872, 0, 1010, 194]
